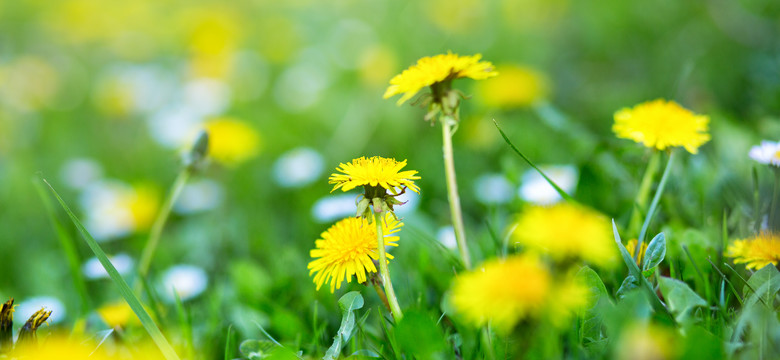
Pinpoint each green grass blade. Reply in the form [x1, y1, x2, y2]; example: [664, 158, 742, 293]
[41, 178, 181, 360]
[33, 177, 91, 316]
[224, 325, 234, 360]
[611, 220, 676, 324]
[493, 119, 576, 203]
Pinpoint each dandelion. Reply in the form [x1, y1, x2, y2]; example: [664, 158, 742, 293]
[613, 99, 710, 154]
[726, 232, 780, 270]
[625, 239, 648, 266]
[329, 156, 420, 219]
[97, 301, 137, 329]
[451, 255, 587, 332]
[475, 64, 548, 108]
[510, 203, 616, 267]
[383, 52, 497, 106]
[749, 140, 780, 166]
[308, 214, 402, 293]
[203, 117, 260, 166]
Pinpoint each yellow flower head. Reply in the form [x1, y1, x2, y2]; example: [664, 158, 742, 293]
[476, 64, 549, 108]
[13, 337, 106, 360]
[329, 156, 420, 195]
[451, 255, 589, 332]
[626, 239, 648, 266]
[613, 99, 710, 154]
[121, 184, 159, 231]
[203, 118, 261, 166]
[726, 232, 780, 270]
[97, 301, 137, 329]
[308, 214, 402, 293]
[383, 52, 498, 105]
[510, 203, 616, 267]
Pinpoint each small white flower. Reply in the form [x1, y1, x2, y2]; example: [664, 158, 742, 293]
[174, 179, 225, 214]
[59, 158, 103, 190]
[160, 265, 208, 302]
[272, 147, 325, 188]
[82, 253, 134, 280]
[79, 181, 135, 241]
[436, 226, 458, 250]
[16, 296, 66, 324]
[473, 173, 513, 205]
[518, 165, 578, 205]
[749, 140, 780, 166]
[311, 194, 357, 223]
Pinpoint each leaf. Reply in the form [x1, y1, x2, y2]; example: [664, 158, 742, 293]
[743, 264, 780, 309]
[323, 291, 364, 360]
[642, 232, 666, 272]
[576, 266, 611, 342]
[493, 120, 576, 203]
[350, 349, 382, 358]
[239, 339, 277, 360]
[616, 275, 639, 300]
[40, 178, 181, 360]
[395, 309, 448, 357]
[611, 220, 675, 324]
[658, 277, 707, 323]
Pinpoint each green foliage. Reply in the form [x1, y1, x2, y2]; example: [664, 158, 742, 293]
[324, 291, 364, 360]
[394, 309, 449, 358]
[658, 277, 707, 323]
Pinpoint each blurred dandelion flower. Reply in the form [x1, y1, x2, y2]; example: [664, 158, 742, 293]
[613, 99, 710, 154]
[476, 64, 549, 108]
[308, 214, 402, 293]
[615, 323, 678, 360]
[625, 239, 647, 266]
[511, 203, 616, 266]
[97, 301, 137, 329]
[203, 117, 260, 166]
[383, 52, 497, 105]
[748, 140, 780, 166]
[80, 181, 159, 241]
[726, 232, 780, 270]
[451, 256, 550, 332]
[329, 156, 420, 194]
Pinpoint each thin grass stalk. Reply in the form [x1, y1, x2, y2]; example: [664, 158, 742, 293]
[628, 150, 661, 237]
[441, 115, 473, 270]
[374, 212, 403, 322]
[637, 151, 676, 254]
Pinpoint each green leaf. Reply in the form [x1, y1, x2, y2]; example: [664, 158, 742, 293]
[395, 309, 448, 357]
[658, 277, 707, 323]
[576, 266, 611, 342]
[642, 232, 666, 272]
[743, 264, 780, 309]
[611, 220, 675, 324]
[324, 291, 364, 360]
[40, 178, 181, 360]
[616, 275, 639, 300]
[239, 339, 276, 360]
[493, 120, 576, 203]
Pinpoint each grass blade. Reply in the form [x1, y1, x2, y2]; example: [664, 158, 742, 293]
[41, 178, 181, 360]
[493, 119, 576, 203]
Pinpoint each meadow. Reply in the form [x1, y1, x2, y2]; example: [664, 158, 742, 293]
[1, 0, 779, 359]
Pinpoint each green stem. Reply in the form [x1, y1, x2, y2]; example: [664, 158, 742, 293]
[374, 212, 403, 322]
[628, 151, 661, 237]
[441, 115, 473, 270]
[637, 151, 676, 254]
[138, 169, 191, 279]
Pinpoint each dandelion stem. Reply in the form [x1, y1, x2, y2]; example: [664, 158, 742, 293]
[138, 168, 191, 279]
[370, 273, 392, 315]
[637, 151, 676, 254]
[374, 211, 403, 322]
[771, 168, 780, 231]
[441, 115, 473, 270]
[629, 150, 661, 238]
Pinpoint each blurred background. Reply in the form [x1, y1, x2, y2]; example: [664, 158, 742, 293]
[1, 0, 779, 357]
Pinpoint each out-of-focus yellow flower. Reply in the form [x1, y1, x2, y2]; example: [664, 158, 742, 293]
[615, 323, 678, 360]
[97, 301, 137, 329]
[183, 8, 242, 78]
[308, 214, 402, 293]
[203, 118, 261, 166]
[13, 337, 105, 360]
[122, 184, 160, 231]
[423, 0, 486, 33]
[500, 0, 569, 31]
[510, 203, 616, 267]
[451, 255, 586, 332]
[475, 64, 549, 108]
[625, 239, 647, 266]
[358, 45, 398, 87]
[384, 52, 498, 105]
[329, 156, 420, 194]
[726, 232, 780, 270]
[613, 99, 710, 154]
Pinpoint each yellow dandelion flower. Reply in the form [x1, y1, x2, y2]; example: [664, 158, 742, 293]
[203, 117, 261, 166]
[451, 256, 551, 332]
[329, 156, 420, 195]
[13, 336, 108, 360]
[308, 214, 402, 293]
[626, 239, 647, 266]
[97, 301, 137, 329]
[383, 52, 498, 105]
[121, 184, 159, 231]
[726, 232, 780, 270]
[547, 278, 590, 327]
[476, 64, 549, 108]
[510, 203, 616, 267]
[613, 99, 710, 154]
